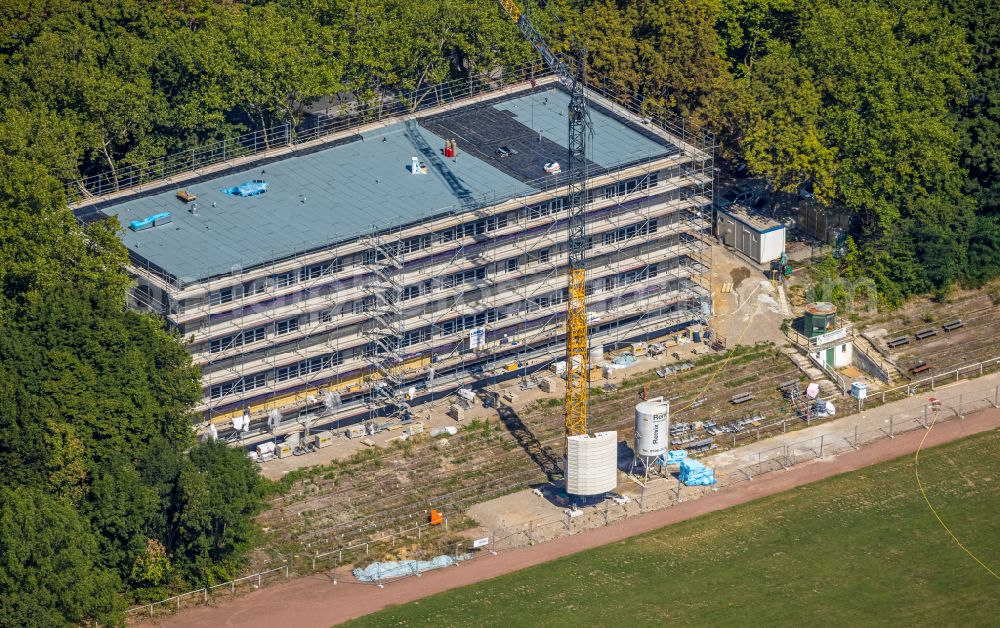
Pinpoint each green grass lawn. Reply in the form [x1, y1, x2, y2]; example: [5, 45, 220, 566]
[344, 430, 1000, 627]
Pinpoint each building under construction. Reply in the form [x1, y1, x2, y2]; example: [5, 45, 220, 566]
[74, 74, 714, 429]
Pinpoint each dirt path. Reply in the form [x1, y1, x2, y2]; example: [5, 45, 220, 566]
[143, 407, 999, 628]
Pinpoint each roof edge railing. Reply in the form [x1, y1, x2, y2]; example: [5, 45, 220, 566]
[67, 63, 713, 209]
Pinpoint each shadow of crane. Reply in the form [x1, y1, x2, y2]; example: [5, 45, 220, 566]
[482, 390, 563, 482]
[403, 120, 477, 209]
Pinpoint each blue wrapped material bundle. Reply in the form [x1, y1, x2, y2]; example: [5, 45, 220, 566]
[129, 211, 172, 231]
[679, 459, 717, 486]
[664, 450, 687, 465]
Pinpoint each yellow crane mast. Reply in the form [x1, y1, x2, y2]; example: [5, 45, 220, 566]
[496, 0, 591, 437]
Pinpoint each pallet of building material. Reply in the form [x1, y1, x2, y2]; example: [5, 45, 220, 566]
[886, 336, 910, 349]
[910, 361, 931, 374]
[345, 424, 365, 439]
[731, 392, 754, 404]
[914, 328, 938, 340]
[720, 282, 733, 293]
[686, 437, 714, 453]
[942, 320, 964, 332]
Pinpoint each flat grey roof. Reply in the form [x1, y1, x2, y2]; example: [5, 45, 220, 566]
[492, 88, 672, 167]
[98, 86, 678, 283]
[719, 204, 784, 233]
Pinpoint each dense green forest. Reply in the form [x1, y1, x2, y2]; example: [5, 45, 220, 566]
[0, 0, 996, 624]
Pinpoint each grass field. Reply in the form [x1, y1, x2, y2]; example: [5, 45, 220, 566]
[345, 430, 1000, 627]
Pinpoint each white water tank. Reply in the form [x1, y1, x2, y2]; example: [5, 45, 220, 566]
[634, 397, 669, 459]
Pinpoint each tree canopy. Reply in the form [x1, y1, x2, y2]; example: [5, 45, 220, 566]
[570, 0, 997, 303]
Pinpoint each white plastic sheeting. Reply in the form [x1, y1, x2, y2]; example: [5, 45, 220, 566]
[352, 553, 472, 582]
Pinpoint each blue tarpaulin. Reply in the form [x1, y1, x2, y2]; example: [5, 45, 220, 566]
[352, 553, 472, 582]
[679, 459, 717, 486]
[222, 179, 268, 197]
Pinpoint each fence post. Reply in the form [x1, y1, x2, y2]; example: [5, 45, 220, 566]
[819, 434, 824, 458]
[203, 589, 208, 602]
[853, 425, 859, 449]
[958, 393, 963, 419]
[889, 415, 894, 438]
[257, 573, 262, 588]
[994, 385, 999, 408]
[923, 405, 929, 429]
[285, 562, 290, 578]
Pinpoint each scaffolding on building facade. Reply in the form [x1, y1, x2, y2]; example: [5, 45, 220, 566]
[77, 72, 715, 436]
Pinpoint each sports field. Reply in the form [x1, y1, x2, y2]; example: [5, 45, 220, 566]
[345, 429, 1000, 627]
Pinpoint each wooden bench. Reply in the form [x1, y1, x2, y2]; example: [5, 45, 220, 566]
[914, 329, 938, 340]
[886, 336, 910, 349]
[731, 392, 754, 404]
[910, 362, 931, 374]
[942, 320, 964, 332]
